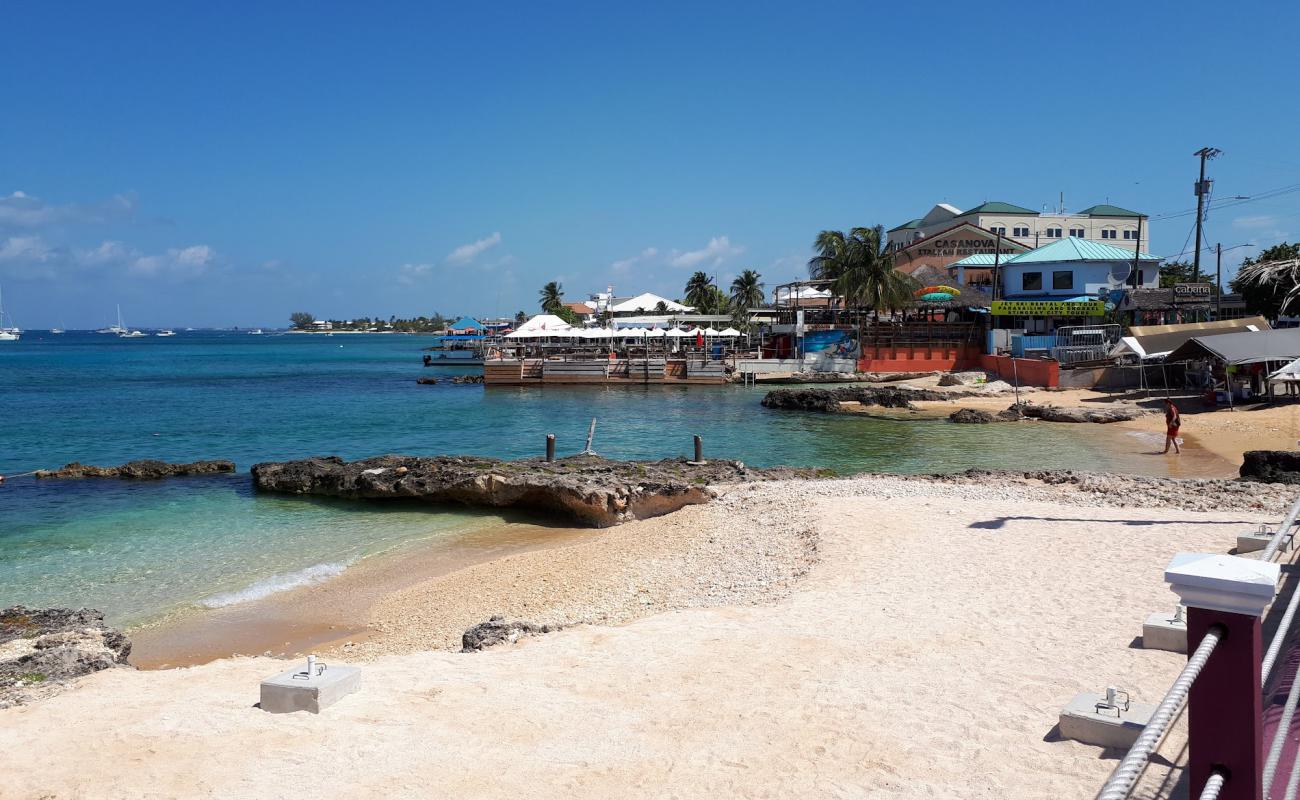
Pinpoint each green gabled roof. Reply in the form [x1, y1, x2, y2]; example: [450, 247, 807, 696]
[958, 201, 1037, 216]
[1004, 237, 1159, 264]
[888, 218, 923, 232]
[1076, 204, 1146, 218]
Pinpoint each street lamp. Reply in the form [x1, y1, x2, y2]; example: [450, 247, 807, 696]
[1216, 242, 1256, 318]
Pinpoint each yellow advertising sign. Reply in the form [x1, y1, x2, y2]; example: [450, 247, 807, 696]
[990, 300, 1105, 317]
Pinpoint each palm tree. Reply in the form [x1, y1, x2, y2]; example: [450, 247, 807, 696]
[539, 281, 564, 313]
[683, 272, 715, 310]
[808, 226, 915, 319]
[729, 269, 765, 311]
[654, 300, 669, 314]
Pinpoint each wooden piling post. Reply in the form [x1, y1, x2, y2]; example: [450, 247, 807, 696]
[546, 434, 555, 462]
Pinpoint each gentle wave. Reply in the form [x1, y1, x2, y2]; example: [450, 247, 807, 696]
[199, 562, 349, 608]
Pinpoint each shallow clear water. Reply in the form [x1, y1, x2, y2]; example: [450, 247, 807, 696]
[0, 331, 1170, 626]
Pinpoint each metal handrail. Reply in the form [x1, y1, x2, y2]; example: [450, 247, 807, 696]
[1262, 575, 1300, 688]
[1261, 495, 1300, 563]
[1197, 769, 1226, 800]
[1263, 649, 1300, 790]
[1096, 625, 1225, 800]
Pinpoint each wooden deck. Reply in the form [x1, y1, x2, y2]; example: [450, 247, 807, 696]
[484, 358, 729, 386]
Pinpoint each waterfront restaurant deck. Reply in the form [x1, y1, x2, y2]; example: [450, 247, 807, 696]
[484, 355, 729, 386]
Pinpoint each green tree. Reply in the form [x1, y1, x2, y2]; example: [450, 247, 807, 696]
[553, 305, 581, 325]
[729, 269, 765, 311]
[539, 281, 564, 313]
[1231, 243, 1300, 319]
[289, 311, 315, 329]
[514, 310, 527, 326]
[808, 226, 915, 318]
[684, 272, 715, 310]
[654, 300, 669, 314]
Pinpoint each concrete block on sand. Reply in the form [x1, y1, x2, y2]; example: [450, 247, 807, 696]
[1237, 530, 1288, 554]
[1141, 611, 1187, 653]
[1058, 692, 1155, 749]
[260, 662, 361, 714]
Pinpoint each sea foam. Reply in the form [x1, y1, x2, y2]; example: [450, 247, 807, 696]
[199, 562, 349, 608]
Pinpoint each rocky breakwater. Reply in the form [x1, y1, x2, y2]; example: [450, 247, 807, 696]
[1, 606, 132, 708]
[251, 454, 818, 528]
[761, 385, 945, 413]
[34, 459, 236, 479]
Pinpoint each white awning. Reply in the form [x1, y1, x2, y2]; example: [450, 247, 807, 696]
[719, 327, 741, 336]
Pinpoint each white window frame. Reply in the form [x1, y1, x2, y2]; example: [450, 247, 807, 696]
[1068, 227, 1085, 237]
[1046, 227, 1063, 238]
[1012, 226, 1030, 237]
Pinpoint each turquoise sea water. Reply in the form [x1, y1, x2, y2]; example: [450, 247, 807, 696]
[1, 331, 1171, 627]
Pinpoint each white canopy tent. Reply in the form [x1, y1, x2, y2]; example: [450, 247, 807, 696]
[607, 293, 694, 314]
[719, 328, 741, 337]
[1269, 358, 1300, 383]
[506, 314, 574, 338]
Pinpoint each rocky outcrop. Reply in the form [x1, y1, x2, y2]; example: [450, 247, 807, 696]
[251, 454, 818, 528]
[949, 408, 996, 424]
[761, 386, 941, 412]
[34, 459, 236, 480]
[461, 616, 558, 651]
[416, 376, 438, 385]
[938, 371, 992, 387]
[1240, 451, 1300, 484]
[1012, 403, 1147, 424]
[1, 606, 132, 708]
[450, 374, 484, 384]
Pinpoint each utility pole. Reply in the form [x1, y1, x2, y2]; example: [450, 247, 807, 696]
[1215, 243, 1222, 319]
[1192, 146, 1222, 278]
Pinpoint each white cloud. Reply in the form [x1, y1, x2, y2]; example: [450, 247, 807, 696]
[611, 247, 659, 274]
[445, 232, 502, 264]
[0, 235, 55, 263]
[129, 244, 215, 278]
[0, 190, 137, 229]
[397, 263, 434, 285]
[75, 240, 133, 266]
[669, 236, 744, 269]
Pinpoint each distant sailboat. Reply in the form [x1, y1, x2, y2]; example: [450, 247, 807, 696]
[115, 305, 146, 338]
[0, 285, 20, 341]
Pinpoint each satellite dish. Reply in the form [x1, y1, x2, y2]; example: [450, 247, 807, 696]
[1108, 264, 1133, 288]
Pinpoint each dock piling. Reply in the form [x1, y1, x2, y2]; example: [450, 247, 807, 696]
[545, 434, 555, 462]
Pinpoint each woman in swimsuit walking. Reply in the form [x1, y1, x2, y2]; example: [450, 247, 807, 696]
[1162, 399, 1181, 455]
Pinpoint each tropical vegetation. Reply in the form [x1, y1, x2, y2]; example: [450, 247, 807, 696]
[1231, 242, 1300, 318]
[807, 226, 916, 317]
[729, 269, 764, 310]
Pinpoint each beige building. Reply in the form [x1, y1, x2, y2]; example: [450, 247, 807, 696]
[886, 201, 1149, 277]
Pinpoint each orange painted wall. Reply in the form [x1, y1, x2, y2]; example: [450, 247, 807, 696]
[857, 344, 981, 373]
[978, 354, 1059, 387]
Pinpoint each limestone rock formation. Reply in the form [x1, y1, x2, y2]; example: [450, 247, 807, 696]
[34, 460, 236, 479]
[251, 454, 817, 528]
[461, 616, 556, 651]
[1240, 451, 1300, 484]
[0, 606, 132, 708]
[1011, 403, 1147, 423]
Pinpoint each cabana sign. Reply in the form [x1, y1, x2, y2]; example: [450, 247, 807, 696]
[990, 300, 1105, 317]
[1173, 283, 1213, 298]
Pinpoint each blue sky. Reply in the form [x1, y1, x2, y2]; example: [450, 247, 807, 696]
[2, 1, 1299, 328]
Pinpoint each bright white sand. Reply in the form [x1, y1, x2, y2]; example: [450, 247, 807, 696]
[0, 477, 1265, 799]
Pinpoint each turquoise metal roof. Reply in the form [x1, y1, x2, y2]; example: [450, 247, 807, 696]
[1004, 237, 1158, 264]
[447, 316, 482, 330]
[888, 217, 923, 232]
[949, 252, 1021, 267]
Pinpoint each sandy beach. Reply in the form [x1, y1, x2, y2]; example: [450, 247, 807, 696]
[3, 472, 1291, 799]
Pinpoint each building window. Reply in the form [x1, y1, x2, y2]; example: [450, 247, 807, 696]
[1101, 228, 1117, 239]
[1045, 227, 1062, 238]
[1052, 270, 1073, 290]
[1069, 227, 1085, 237]
[1013, 226, 1030, 237]
[991, 226, 1006, 235]
[1022, 271, 1043, 291]
[1123, 229, 1139, 240]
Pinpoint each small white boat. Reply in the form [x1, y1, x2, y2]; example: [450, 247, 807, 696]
[248, 329, 264, 335]
[155, 330, 176, 337]
[50, 327, 65, 334]
[0, 286, 19, 342]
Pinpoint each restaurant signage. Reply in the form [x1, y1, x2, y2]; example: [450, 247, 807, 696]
[1173, 283, 1214, 299]
[990, 300, 1105, 317]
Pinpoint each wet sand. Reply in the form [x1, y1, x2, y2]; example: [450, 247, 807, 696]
[129, 520, 599, 668]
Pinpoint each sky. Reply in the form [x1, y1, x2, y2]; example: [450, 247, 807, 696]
[2, 1, 1300, 328]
